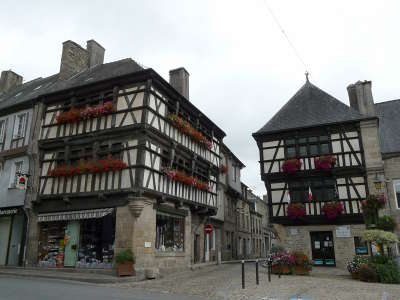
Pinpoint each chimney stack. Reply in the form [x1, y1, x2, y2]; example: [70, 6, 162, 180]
[169, 67, 189, 100]
[0, 70, 23, 93]
[347, 80, 376, 116]
[59, 40, 89, 80]
[86, 39, 105, 68]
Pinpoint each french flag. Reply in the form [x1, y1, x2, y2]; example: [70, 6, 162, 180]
[308, 186, 313, 202]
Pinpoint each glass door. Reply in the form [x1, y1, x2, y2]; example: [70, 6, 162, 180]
[64, 221, 80, 267]
[310, 231, 335, 266]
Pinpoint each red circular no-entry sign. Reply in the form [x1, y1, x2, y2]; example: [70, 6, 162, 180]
[205, 224, 212, 234]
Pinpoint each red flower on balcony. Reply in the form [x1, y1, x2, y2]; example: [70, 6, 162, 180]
[220, 164, 228, 174]
[282, 159, 302, 174]
[162, 167, 209, 191]
[314, 155, 337, 171]
[47, 156, 126, 177]
[322, 201, 344, 220]
[56, 101, 115, 124]
[168, 114, 212, 150]
[287, 203, 306, 220]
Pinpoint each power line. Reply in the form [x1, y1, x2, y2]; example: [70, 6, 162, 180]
[262, 0, 309, 75]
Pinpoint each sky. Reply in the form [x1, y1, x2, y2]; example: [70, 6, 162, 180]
[1, 0, 400, 196]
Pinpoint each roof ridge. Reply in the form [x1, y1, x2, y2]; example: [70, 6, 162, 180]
[375, 98, 400, 105]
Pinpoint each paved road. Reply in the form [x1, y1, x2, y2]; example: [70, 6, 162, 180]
[0, 276, 208, 300]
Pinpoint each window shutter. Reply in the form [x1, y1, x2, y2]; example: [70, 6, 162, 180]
[13, 115, 19, 138]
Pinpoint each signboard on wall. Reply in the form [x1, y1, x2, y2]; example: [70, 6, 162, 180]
[336, 225, 351, 238]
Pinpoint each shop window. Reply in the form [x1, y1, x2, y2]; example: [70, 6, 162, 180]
[156, 212, 184, 252]
[38, 221, 68, 267]
[393, 180, 400, 209]
[354, 237, 368, 255]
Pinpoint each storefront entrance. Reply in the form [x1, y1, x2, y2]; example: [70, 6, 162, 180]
[0, 208, 25, 266]
[0, 217, 12, 265]
[38, 208, 115, 268]
[310, 231, 336, 266]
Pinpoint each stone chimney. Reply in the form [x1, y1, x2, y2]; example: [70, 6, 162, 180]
[347, 80, 376, 116]
[0, 70, 23, 93]
[86, 39, 105, 68]
[169, 67, 189, 100]
[59, 40, 89, 80]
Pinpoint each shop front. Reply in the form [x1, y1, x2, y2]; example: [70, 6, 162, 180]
[0, 207, 25, 266]
[37, 208, 115, 268]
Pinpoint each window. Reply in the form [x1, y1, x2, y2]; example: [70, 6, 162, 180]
[13, 113, 27, 139]
[10, 161, 23, 188]
[0, 120, 6, 145]
[289, 178, 336, 203]
[393, 180, 400, 209]
[211, 230, 216, 251]
[285, 135, 330, 158]
[354, 237, 368, 255]
[233, 166, 237, 182]
[155, 212, 184, 252]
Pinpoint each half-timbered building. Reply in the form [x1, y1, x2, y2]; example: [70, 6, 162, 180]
[253, 78, 382, 268]
[23, 40, 225, 275]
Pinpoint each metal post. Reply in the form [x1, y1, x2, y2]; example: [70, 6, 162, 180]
[279, 262, 281, 278]
[242, 260, 245, 289]
[268, 258, 271, 282]
[256, 259, 259, 285]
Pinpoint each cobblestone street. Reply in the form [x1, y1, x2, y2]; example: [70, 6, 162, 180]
[112, 263, 400, 300]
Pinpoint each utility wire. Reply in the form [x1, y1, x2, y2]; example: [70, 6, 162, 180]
[262, 0, 309, 75]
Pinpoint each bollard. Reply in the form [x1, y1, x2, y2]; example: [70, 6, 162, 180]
[268, 258, 271, 282]
[279, 262, 281, 278]
[242, 260, 245, 289]
[256, 259, 259, 285]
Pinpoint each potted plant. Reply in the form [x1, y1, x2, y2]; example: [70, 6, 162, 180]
[346, 255, 369, 279]
[314, 155, 337, 171]
[322, 201, 344, 220]
[115, 249, 135, 276]
[287, 203, 306, 220]
[281, 159, 302, 174]
[377, 216, 397, 232]
[271, 253, 295, 274]
[292, 251, 312, 275]
[361, 194, 387, 226]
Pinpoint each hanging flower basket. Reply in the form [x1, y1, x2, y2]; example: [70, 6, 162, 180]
[220, 164, 228, 174]
[282, 159, 302, 174]
[162, 168, 209, 191]
[322, 201, 344, 220]
[56, 101, 115, 124]
[314, 155, 336, 171]
[361, 194, 387, 225]
[168, 114, 212, 150]
[48, 155, 126, 177]
[287, 203, 306, 220]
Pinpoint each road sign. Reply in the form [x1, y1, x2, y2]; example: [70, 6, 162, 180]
[16, 174, 27, 190]
[205, 224, 212, 234]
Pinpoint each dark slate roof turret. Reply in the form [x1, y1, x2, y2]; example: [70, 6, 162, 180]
[254, 80, 372, 136]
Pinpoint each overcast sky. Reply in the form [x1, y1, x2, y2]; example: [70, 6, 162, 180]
[1, 0, 399, 196]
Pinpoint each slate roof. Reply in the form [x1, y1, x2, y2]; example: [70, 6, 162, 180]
[254, 80, 371, 136]
[375, 99, 400, 154]
[0, 58, 143, 112]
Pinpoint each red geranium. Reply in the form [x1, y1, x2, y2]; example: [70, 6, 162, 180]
[322, 201, 344, 220]
[287, 203, 306, 220]
[282, 159, 302, 174]
[314, 155, 337, 171]
[56, 102, 115, 124]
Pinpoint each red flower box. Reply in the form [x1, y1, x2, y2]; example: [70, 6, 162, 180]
[162, 168, 209, 191]
[168, 114, 212, 150]
[287, 203, 306, 220]
[322, 201, 344, 220]
[48, 155, 126, 177]
[314, 155, 337, 171]
[56, 101, 115, 125]
[282, 159, 302, 174]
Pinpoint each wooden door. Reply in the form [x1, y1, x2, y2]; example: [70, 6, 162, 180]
[310, 231, 335, 266]
[64, 221, 80, 267]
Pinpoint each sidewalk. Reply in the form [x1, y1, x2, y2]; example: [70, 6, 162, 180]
[0, 267, 141, 284]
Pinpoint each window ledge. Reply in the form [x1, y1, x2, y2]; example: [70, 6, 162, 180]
[155, 251, 185, 257]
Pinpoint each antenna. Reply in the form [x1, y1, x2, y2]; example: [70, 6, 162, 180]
[262, 0, 309, 75]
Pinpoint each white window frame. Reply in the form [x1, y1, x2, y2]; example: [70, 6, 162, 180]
[9, 161, 23, 188]
[393, 179, 400, 209]
[0, 120, 6, 144]
[13, 113, 27, 139]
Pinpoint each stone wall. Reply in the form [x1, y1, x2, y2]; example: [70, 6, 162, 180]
[382, 156, 400, 237]
[280, 224, 366, 268]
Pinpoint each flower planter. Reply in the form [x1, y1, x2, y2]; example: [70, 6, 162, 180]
[282, 159, 302, 174]
[117, 262, 134, 277]
[294, 265, 310, 275]
[287, 203, 306, 220]
[162, 168, 209, 191]
[351, 272, 359, 280]
[314, 155, 336, 171]
[271, 265, 291, 274]
[322, 201, 344, 220]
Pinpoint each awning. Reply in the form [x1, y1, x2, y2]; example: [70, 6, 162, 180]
[38, 208, 114, 222]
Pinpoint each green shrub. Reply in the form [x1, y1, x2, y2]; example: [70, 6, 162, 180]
[376, 261, 400, 284]
[377, 216, 397, 232]
[271, 245, 284, 255]
[115, 249, 135, 264]
[371, 254, 391, 265]
[358, 264, 379, 282]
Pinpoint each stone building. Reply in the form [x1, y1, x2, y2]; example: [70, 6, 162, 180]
[1, 39, 228, 276]
[219, 144, 245, 261]
[236, 183, 252, 259]
[248, 190, 269, 258]
[253, 78, 381, 268]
